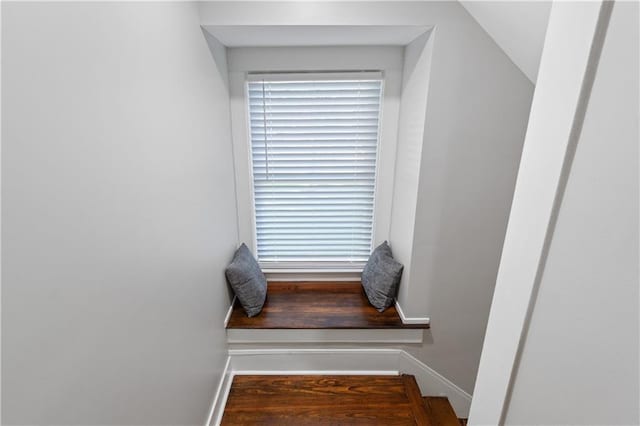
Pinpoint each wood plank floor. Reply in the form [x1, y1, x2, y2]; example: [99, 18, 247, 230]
[422, 397, 461, 426]
[221, 374, 431, 425]
[226, 281, 429, 329]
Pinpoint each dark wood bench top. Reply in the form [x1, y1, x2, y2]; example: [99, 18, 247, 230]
[226, 281, 429, 329]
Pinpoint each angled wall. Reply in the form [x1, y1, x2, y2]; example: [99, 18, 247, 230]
[503, 2, 639, 424]
[470, 2, 639, 423]
[460, 1, 552, 83]
[404, 2, 534, 393]
[2, 2, 237, 424]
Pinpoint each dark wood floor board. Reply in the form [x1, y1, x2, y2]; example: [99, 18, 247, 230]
[227, 374, 408, 400]
[224, 399, 414, 412]
[221, 375, 424, 425]
[422, 396, 461, 426]
[227, 380, 409, 405]
[221, 411, 416, 426]
[402, 374, 433, 426]
[221, 409, 416, 425]
[227, 282, 430, 329]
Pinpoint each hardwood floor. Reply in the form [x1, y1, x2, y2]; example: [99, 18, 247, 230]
[403, 375, 433, 425]
[226, 281, 430, 329]
[423, 396, 461, 426]
[221, 374, 432, 425]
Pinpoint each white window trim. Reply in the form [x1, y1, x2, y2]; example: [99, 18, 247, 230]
[228, 46, 403, 274]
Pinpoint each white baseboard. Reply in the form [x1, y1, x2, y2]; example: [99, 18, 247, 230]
[205, 356, 233, 426]
[206, 348, 471, 425]
[226, 328, 423, 343]
[395, 300, 431, 325]
[399, 351, 472, 418]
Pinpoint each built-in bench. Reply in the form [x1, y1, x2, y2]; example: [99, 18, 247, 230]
[225, 281, 429, 344]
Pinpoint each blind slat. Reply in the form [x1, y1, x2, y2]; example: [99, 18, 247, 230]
[249, 77, 382, 263]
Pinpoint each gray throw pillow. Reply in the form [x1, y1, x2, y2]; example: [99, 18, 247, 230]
[361, 241, 403, 312]
[225, 243, 267, 317]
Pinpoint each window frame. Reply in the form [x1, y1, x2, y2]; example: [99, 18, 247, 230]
[227, 46, 403, 274]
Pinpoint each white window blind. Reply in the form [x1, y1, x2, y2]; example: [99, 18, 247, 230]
[247, 74, 383, 264]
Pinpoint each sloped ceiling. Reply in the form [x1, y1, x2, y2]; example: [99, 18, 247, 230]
[460, 1, 552, 83]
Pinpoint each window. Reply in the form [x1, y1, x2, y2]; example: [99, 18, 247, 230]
[247, 73, 384, 266]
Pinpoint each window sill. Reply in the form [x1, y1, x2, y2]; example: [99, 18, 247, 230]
[262, 267, 363, 274]
[260, 262, 364, 281]
[263, 269, 362, 282]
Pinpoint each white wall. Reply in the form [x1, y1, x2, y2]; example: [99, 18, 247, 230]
[401, 6, 533, 393]
[460, 1, 551, 83]
[200, 1, 534, 396]
[2, 3, 237, 424]
[504, 2, 639, 424]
